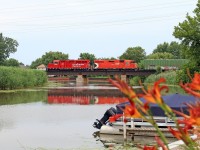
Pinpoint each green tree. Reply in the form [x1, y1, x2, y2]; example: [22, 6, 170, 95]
[173, 1, 200, 65]
[168, 41, 184, 59]
[41, 51, 68, 65]
[147, 52, 174, 59]
[153, 41, 183, 59]
[119, 46, 146, 63]
[0, 33, 18, 65]
[30, 51, 68, 69]
[30, 58, 43, 69]
[79, 52, 96, 64]
[3, 58, 20, 67]
[153, 42, 169, 53]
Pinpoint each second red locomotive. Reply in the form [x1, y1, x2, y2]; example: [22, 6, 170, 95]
[47, 59, 138, 71]
[94, 59, 138, 70]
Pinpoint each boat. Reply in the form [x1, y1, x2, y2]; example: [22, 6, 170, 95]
[93, 130, 177, 147]
[93, 93, 197, 138]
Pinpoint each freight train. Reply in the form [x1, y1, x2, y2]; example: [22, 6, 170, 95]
[47, 59, 138, 71]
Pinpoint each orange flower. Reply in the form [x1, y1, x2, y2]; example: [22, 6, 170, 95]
[154, 136, 168, 150]
[109, 104, 144, 122]
[143, 145, 157, 150]
[168, 126, 192, 145]
[180, 72, 200, 97]
[174, 101, 200, 127]
[189, 73, 200, 90]
[109, 114, 122, 123]
[124, 104, 143, 118]
[188, 102, 200, 126]
[139, 78, 168, 104]
[168, 127, 183, 140]
[108, 78, 137, 104]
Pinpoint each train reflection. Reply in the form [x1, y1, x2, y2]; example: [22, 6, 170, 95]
[47, 88, 129, 105]
[48, 95, 128, 105]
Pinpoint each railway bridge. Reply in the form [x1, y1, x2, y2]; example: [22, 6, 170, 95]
[46, 69, 156, 83]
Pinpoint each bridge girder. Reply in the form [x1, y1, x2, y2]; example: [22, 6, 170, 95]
[46, 70, 156, 77]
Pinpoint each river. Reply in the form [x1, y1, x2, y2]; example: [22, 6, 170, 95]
[0, 78, 184, 150]
[0, 80, 142, 150]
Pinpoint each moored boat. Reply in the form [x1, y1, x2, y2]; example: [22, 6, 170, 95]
[93, 93, 197, 137]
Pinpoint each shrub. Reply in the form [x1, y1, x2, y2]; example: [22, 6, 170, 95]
[129, 76, 141, 86]
[144, 71, 178, 85]
[0, 66, 47, 90]
[176, 61, 200, 83]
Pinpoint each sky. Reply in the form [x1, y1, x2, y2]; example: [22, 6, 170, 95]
[0, 0, 197, 65]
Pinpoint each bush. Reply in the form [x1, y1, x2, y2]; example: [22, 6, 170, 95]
[176, 61, 200, 83]
[0, 66, 47, 90]
[156, 66, 162, 74]
[144, 71, 178, 85]
[129, 76, 141, 86]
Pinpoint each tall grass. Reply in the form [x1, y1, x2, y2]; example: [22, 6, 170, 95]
[0, 66, 47, 90]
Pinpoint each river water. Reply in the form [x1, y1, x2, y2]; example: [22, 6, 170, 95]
[0, 79, 183, 150]
[0, 80, 142, 150]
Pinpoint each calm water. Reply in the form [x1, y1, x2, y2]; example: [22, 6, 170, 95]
[0, 80, 134, 150]
[0, 80, 184, 150]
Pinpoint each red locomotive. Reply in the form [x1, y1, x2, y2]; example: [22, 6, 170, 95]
[94, 59, 138, 70]
[47, 59, 138, 70]
[47, 59, 90, 70]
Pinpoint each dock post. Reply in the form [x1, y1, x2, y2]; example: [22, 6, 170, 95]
[123, 114, 127, 142]
[121, 75, 127, 83]
[131, 118, 134, 129]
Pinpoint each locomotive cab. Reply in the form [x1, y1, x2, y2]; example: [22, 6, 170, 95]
[47, 60, 60, 70]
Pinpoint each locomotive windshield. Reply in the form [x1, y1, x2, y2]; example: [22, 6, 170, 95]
[53, 60, 59, 64]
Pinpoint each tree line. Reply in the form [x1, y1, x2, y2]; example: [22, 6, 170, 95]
[1, 0, 200, 71]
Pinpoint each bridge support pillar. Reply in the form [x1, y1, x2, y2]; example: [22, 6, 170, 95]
[76, 75, 88, 83]
[121, 75, 127, 83]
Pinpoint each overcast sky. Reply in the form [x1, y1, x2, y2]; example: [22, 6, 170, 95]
[1, 0, 197, 65]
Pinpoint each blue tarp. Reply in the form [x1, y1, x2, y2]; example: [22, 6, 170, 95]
[116, 93, 199, 116]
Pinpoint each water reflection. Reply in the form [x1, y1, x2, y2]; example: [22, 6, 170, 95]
[48, 95, 128, 105]
[0, 91, 47, 105]
[93, 131, 177, 148]
[47, 87, 135, 105]
[0, 85, 186, 106]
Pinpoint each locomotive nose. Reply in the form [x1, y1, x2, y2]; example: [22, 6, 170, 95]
[94, 63, 99, 69]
